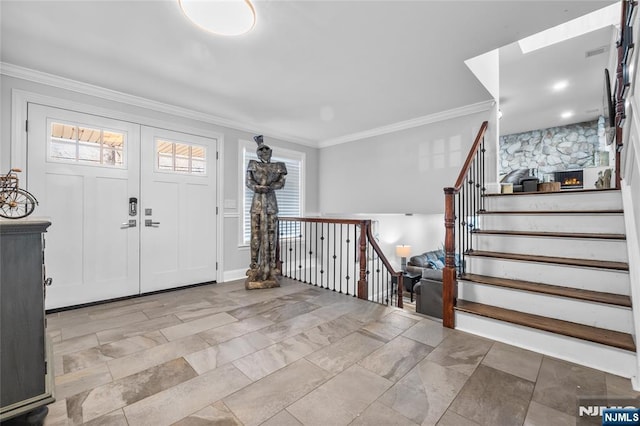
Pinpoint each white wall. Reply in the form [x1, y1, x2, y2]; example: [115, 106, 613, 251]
[619, 14, 640, 390]
[0, 74, 319, 280]
[318, 111, 491, 215]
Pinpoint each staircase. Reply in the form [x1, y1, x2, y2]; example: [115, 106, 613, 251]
[454, 188, 637, 377]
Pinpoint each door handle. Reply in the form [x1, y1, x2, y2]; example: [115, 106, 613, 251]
[121, 219, 136, 229]
[145, 219, 160, 227]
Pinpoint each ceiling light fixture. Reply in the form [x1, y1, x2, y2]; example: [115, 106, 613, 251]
[179, 0, 256, 36]
[552, 81, 569, 91]
[561, 111, 574, 119]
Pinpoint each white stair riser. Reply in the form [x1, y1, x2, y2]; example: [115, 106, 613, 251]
[466, 257, 630, 295]
[484, 191, 622, 211]
[473, 235, 629, 262]
[478, 213, 626, 234]
[455, 312, 636, 378]
[458, 281, 634, 333]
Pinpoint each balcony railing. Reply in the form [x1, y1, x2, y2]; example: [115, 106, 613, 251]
[277, 217, 403, 308]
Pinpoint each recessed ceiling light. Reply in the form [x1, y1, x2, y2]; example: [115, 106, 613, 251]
[553, 81, 569, 91]
[561, 111, 574, 119]
[179, 0, 256, 36]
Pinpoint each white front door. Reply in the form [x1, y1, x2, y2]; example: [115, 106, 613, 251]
[139, 126, 218, 293]
[28, 103, 141, 309]
[27, 104, 219, 309]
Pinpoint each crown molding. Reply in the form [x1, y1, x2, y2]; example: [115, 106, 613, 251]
[0, 62, 318, 148]
[318, 100, 494, 148]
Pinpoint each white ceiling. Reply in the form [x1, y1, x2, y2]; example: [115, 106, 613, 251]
[0, 0, 616, 146]
[499, 25, 616, 135]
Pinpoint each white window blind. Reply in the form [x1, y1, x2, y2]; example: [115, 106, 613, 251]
[242, 146, 303, 245]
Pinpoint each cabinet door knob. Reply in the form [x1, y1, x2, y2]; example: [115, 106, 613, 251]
[44, 278, 53, 286]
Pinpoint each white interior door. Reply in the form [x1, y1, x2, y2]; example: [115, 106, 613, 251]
[27, 103, 140, 309]
[140, 126, 217, 293]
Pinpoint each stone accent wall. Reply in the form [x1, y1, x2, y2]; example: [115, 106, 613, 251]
[499, 120, 600, 174]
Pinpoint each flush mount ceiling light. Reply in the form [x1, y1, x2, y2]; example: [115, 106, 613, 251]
[552, 80, 569, 92]
[179, 0, 256, 36]
[561, 111, 574, 119]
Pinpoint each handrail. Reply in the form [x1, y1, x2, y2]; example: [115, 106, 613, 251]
[454, 121, 489, 191]
[442, 121, 488, 328]
[277, 217, 403, 308]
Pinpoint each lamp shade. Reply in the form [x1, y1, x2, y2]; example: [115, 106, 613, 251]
[395, 245, 411, 258]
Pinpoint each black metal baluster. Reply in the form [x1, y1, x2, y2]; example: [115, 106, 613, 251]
[345, 224, 350, 295]
[481, 137, 486, 212]
[315, 222, 318, 286]
[320, 223, 325, 288]
[333, 223, 340, 294]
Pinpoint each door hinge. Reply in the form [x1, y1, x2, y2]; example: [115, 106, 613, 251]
[216, 206, 219, 215]
[25, 120, 28, 132]
[216, 262, 218, 270]
[216, 151, 219, 160]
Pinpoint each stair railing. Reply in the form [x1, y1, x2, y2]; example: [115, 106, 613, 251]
[276, 217, 404, 308]
[442, 121, 488, 328]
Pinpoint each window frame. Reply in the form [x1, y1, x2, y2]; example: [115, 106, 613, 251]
[154, 138, 208, 176]
[46, 119, 127, 169]
[238, 139, 305, 247]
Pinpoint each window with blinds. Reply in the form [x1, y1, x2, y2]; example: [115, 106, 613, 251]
[241, 143, 304, 245]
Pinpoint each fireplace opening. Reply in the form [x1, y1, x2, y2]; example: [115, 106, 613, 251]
[554, 170, 583, 189]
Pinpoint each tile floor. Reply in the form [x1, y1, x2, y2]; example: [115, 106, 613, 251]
[39, 278, 638, 426]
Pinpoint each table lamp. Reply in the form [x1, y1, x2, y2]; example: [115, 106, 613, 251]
[396, 245, 411, 272]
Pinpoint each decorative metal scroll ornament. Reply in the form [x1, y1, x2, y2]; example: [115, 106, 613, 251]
[245, 135, 287, 289]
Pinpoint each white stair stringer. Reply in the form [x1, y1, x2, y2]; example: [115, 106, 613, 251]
[483, 190, 622, 211]
[455, 311, 637, 379]
[466, 256, 630, 295]
[478, 212, 625, 234]
[473, 234, 628, 262]
[458, 281, 634, 333]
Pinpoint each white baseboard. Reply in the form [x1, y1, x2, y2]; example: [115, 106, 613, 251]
[223, 268, 247, 282]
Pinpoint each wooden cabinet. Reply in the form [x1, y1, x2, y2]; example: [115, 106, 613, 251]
[0, 220, 54, 423]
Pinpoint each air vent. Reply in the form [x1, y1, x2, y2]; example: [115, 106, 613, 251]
[585, 46, 609, 58]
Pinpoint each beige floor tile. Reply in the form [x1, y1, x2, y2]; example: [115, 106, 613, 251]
[123, 364, 251, 426]
[198, 316, 273, 345]
[160, 312, 237, 341]
[224, 359, 331, 426]
[172, 401, 242, 426]
[358, 335, 433, 382]
[449, 365, 534, 426]
[60, 312, 149, 340]
[349, 401, 418, 426]
[261, 312, 326, 342]
[107, 335, 208, 380]
[524, 401, 576, 426]
[185, 331, 274, 374]
[425, 332, 493, 376]
[287, 364, 393, 426]
[436, 410, 480, 426]
[43, 398, 68, 426]
[66, 357, 197, 423]
[83, 409, 128, 426]
[95, 315, 181, 345]
[481, 341, 543, 382]
[53, 334, 100, 357]
[232, 332, 324, 381]
[378, 359, 470, 425]
[306, 331, 384, 374]
[54, 364, 113, 400]
[401, 319, 452, 348]
[261, 410, 303, 426]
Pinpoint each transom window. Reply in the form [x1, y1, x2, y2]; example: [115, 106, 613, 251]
[156, 139, 206, 175]
[48, 121, 125, 167]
